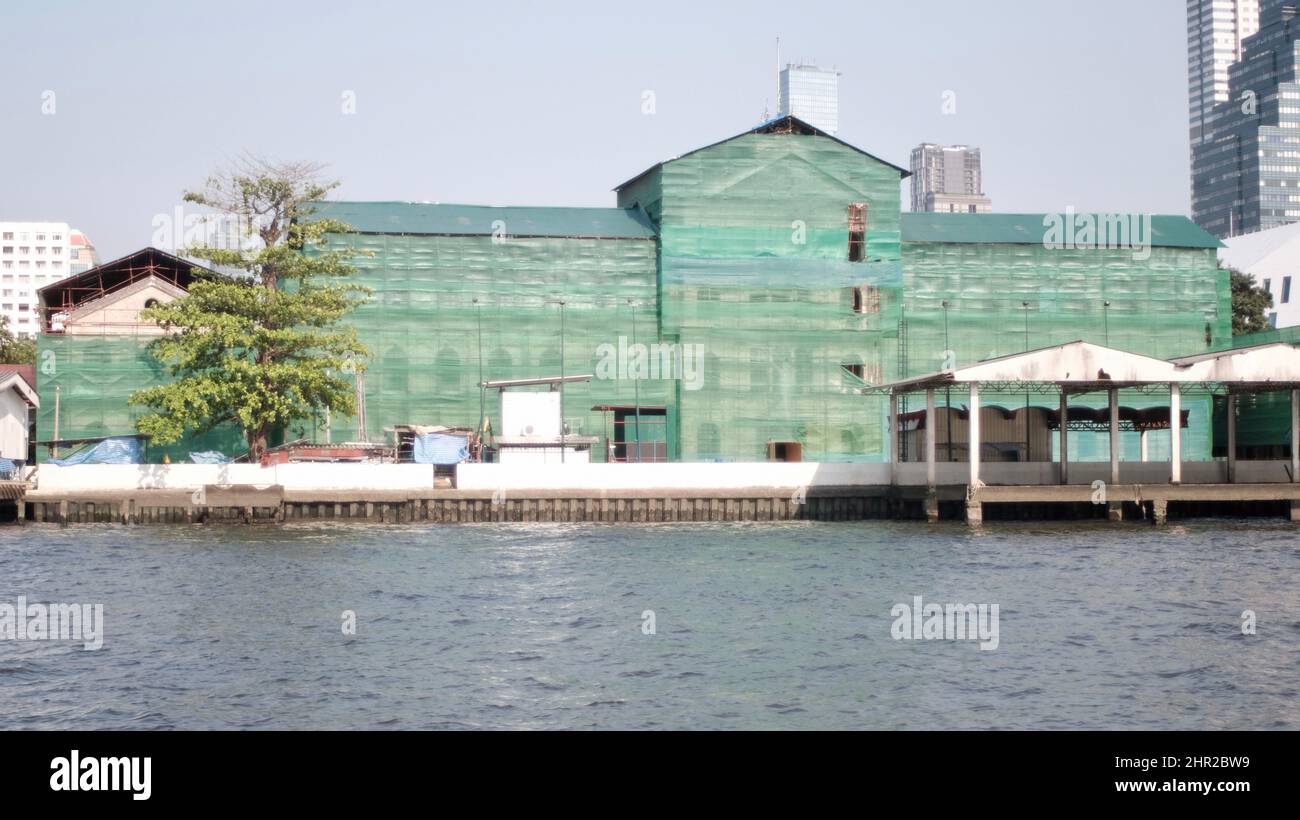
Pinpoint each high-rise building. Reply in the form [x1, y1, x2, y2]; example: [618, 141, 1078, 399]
[1187, 0, 1260, 151]
[909, 143, 992, 213]
[778, 63, 839, 134]
[1190, 0, 1300, 238]
[0, 221, 99, 338]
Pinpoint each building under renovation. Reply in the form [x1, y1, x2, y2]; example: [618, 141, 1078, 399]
[34, 116, 1232, 465]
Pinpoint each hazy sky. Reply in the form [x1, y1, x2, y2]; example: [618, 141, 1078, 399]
[1, 0, 1190, 260]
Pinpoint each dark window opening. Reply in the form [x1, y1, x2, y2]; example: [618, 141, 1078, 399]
[1283, 276, 1292, 304]
[850, 285, 880, 314]
[842, 363, 865, 381]
[767, 441, 803, 463]
[848, 202, 868, 262]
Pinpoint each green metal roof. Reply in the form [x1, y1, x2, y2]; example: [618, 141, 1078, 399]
[309, 201, 657, 239]
[614, 115, 911, 192]
[901, 212, 1223, 250]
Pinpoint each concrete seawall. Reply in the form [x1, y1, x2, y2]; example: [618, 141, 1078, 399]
[10, 461, 1300, 525]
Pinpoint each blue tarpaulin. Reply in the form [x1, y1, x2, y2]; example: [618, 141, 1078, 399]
[0, 458, 15, 479]
[49, 437, 145, 466]
[413, 433, 469, 465]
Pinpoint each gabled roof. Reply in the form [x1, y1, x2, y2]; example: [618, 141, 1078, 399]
[0, 371, 39, 408]
[36, 247, 216, 323]
[613, 114, 911, 193]
[63, 274, 189, 324]
[901, 213, 1223, 250]
[308, 202, 656, 239]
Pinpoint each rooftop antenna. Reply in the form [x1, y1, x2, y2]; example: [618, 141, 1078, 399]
[775, 37, 781, 116]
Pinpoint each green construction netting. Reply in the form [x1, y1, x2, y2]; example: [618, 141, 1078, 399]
[318, 232, 673, 459]
[899, 242, 1229, 462]
[34, 335, 245, 464]
[32, 130, 1235, 466]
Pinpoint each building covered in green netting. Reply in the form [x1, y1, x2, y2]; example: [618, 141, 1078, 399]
[35, 115, 1232, 465]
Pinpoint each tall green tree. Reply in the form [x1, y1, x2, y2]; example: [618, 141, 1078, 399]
[0, 316, 37, 364]
[1228, 267, 1274, 336]
[129, 157, 370, 461]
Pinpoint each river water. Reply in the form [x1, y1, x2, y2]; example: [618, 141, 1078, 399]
[0, 520, 1296, 730]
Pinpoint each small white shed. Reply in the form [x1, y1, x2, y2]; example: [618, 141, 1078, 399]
[0, 370, 39, 463]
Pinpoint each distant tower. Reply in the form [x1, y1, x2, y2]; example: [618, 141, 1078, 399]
[1187, 0, 1260, 152]
[778, 62, 839, 134]
[910, 144, 993, 213]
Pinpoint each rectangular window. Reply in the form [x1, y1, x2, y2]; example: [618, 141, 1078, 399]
[850, 285, 881, 314]
[1264, 278, 1272, 292]
[1, 233, 11, 240]
[1284, 276, 1292, 304]
[847, 202, 867, 262]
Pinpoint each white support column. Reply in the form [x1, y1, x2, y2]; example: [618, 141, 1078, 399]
[1059, 391, 1069, 485]
[1169, 384, 1182, 485]
[925, 389, 937, 490]
[1227, 392, 1238, 485]
[1140, 430, 1148, 462]
[1109, 387, 1120, 486]
[1292, 389, 1299, 484]
[969, 384, 982, 487]
[888, 391, 899, 486]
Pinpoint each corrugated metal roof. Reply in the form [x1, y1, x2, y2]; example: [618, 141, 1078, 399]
[310, 202, 656, 239]
[901, 213, 1223, 250]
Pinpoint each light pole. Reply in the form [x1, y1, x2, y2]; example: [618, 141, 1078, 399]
[549, 299, 567, 463]
[628, 298, 641, 463]
[474, 297, 485, 460]
[942, 299, 952, 462]
[1103, 300, 1111, 347]
[1022, 301, 1031, 462]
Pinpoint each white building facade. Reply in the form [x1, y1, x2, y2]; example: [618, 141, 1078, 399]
[1220, 220, 1300, 328]
[0, 221, 99, 338]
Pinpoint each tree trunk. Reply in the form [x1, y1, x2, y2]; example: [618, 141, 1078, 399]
[248, 427, 269, 464]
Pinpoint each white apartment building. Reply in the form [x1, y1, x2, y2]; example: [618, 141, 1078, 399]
[0, 221, 99, 338]
[910, 143, 993, 213]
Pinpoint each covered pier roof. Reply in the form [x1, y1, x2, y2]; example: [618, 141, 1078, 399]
[869, 341, 1300, 395]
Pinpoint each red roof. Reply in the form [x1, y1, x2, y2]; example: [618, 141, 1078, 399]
[0, 364, 36, 391]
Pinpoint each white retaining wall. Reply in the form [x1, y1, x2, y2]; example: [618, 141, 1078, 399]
[25, 459, 1296, 494]
[457, 462, 892, 491]
[30, 463, 439, 493]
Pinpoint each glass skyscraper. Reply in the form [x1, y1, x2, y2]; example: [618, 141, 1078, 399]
[778, 64, 839, 134]
[1192, 0, 1300, 237]
[1187, 0, 1260, 152]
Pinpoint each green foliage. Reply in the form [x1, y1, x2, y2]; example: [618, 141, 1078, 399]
[1229, 267, 1273, 336]
[128, 158, 371, 459]
[0, 316, 37, 364]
